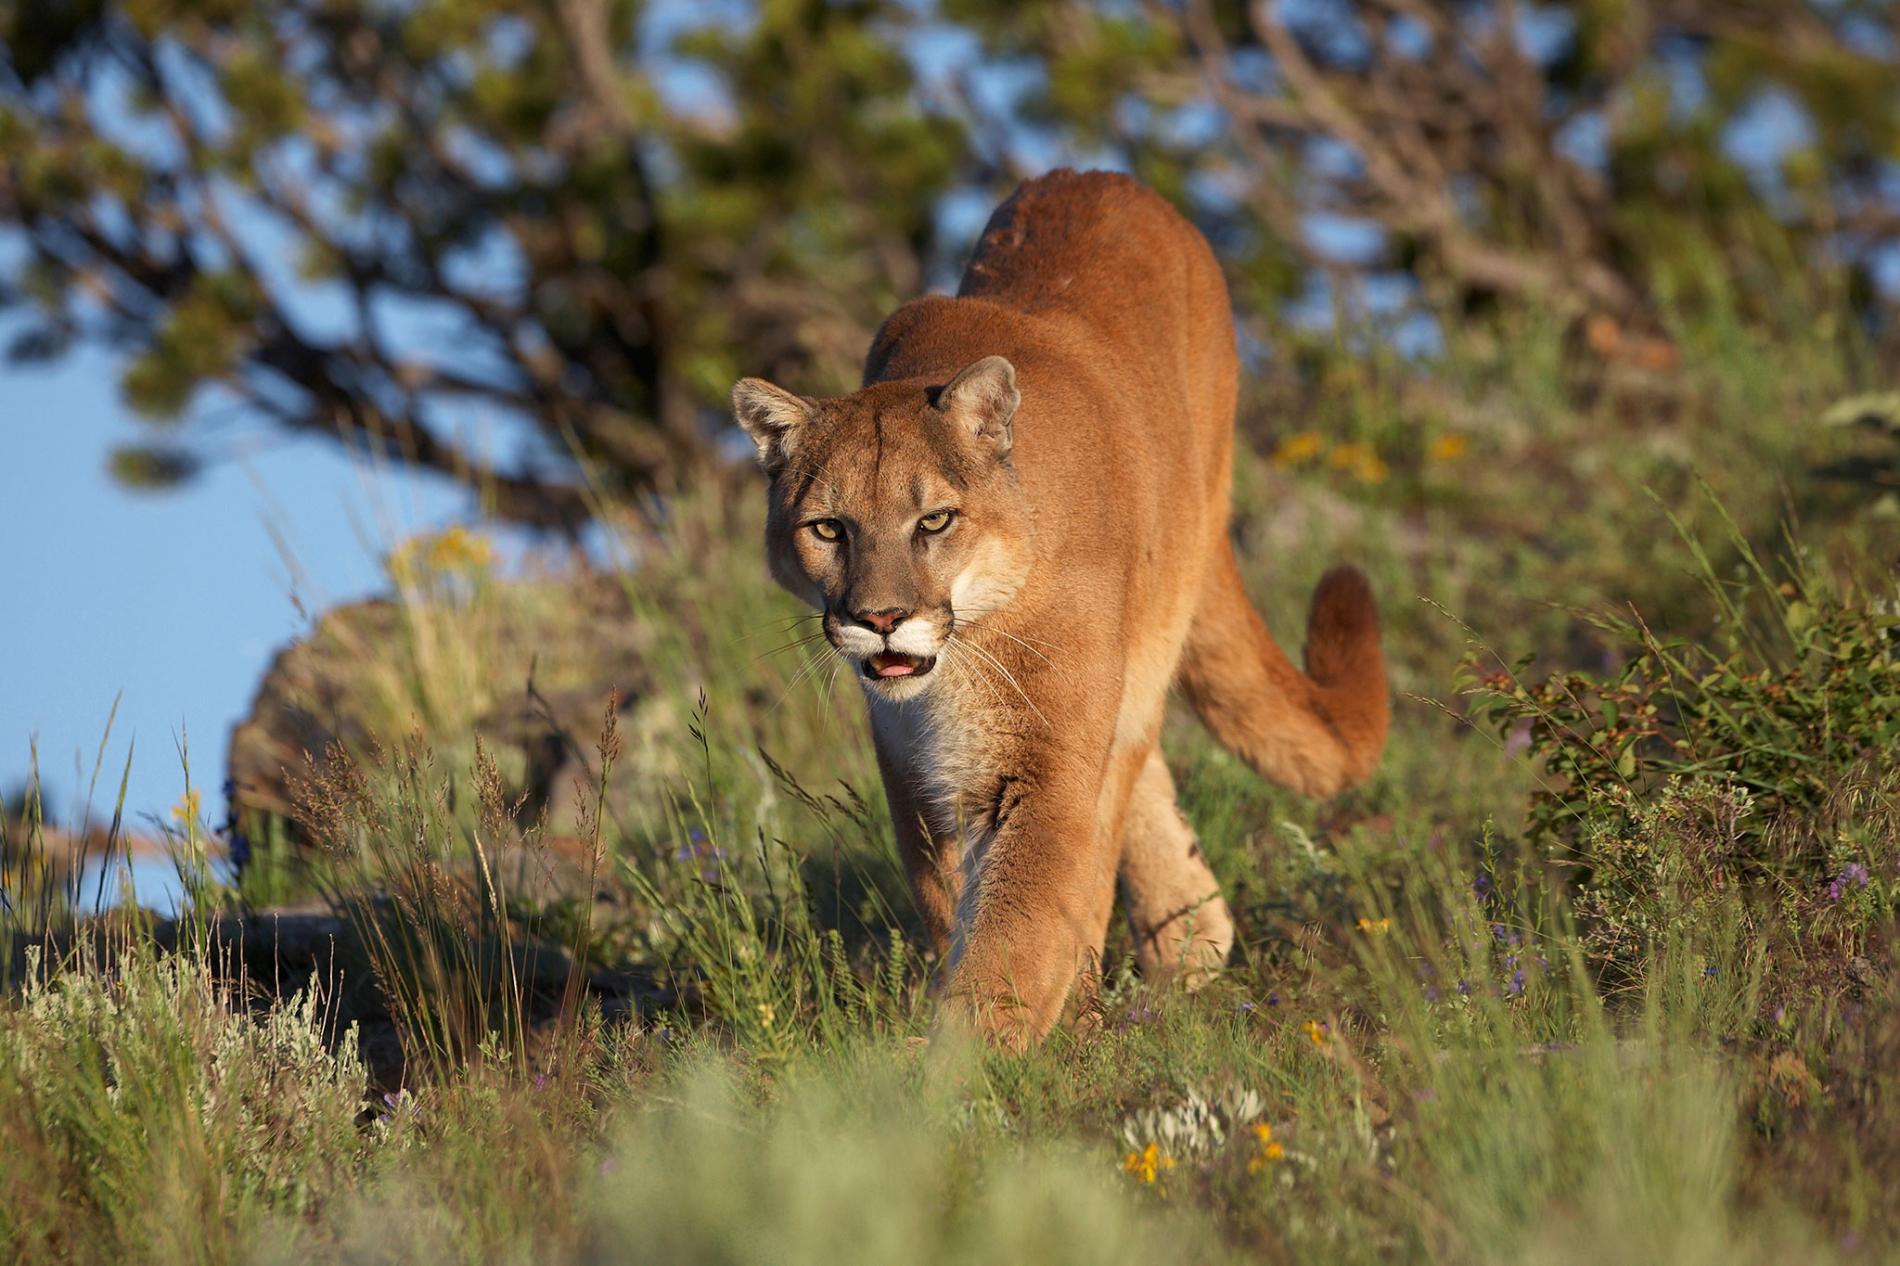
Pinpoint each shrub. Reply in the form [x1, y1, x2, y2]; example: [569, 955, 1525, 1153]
[1466, 527, 1900, 982]
[0, 945, 366, 1261]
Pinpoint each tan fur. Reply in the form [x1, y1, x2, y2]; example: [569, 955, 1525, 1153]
[733, 171, 1388, 1046]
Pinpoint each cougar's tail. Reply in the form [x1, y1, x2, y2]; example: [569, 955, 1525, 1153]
[1177, 548, 1388, 799]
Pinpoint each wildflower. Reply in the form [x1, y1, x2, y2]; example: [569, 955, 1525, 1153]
[227, 827, 252, 870]
[171, 788, 202, 826]
[1271, 430, 1325, 468]
[1327, 440, 1388, 484]
[1504, 967, 1526, 997]
[673, 829, 729, 880]
[1117, 1004, 1159, 1032]
[1827, 863, 1871, 901]
[1247, 1122, 1285, 1173]
[1121, 1141, 1175, 1184]
[388, 525, 494, 583]
[377, 1088, 418, 1127]
[1427, 432, 1468, 463]
[424, 525, 493, 572]
[1356, 916, 1391, 935]
[1302, 1019, 1329, 1046]
[756, 1001, 776, 1029]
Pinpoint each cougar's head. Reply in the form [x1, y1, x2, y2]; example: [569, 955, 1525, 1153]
[732, 356, 1035, 700]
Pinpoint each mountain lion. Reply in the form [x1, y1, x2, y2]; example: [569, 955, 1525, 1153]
[732, 170, 1388, 1045]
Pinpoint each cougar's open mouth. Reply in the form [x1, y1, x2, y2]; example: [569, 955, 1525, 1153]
[865, 651, 937, 680]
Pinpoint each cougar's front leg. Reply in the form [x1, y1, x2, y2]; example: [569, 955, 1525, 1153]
[940, 752, 1120, 1048]
[880, 770, 958, 957]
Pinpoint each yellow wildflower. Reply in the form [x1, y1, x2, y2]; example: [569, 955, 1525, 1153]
[1247, 1122, 1286, 1173]
[1270, 430, 1326, 468]
[425, 525, 494, 572]
[1427, 432, 1468, 463]
[1121, 1141, 1175, 1184]
[388, 526, 494, 584]
[172, 788, 201, 826]
[1303, 1019, 1328, 1046]
[1327, 441, 1388, 485]
[1356, 916, 1392, 935]
[756, 1001, 776, 1029]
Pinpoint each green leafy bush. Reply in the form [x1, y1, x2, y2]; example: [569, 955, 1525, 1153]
[1467, 534, 1900, 982]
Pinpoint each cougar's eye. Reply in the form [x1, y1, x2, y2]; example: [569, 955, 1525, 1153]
[809, 519, 843, 542]
[917, 509, 954, 535]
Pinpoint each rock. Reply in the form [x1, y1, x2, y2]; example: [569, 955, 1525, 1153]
[228, 570, 681, 860]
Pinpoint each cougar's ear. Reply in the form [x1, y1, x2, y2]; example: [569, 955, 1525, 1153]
[731, 378, 813, 471]
[937, 355, 1018, 458]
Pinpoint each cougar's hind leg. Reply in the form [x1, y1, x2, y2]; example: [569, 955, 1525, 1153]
[1118, 748, 1233, 983]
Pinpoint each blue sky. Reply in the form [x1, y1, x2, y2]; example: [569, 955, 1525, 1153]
[1, 342, 463, 831]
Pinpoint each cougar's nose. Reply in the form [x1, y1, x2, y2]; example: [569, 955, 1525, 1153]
[853, 607, 910, 635]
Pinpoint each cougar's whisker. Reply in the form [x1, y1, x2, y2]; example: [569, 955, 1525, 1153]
[752, 629, 831, 663]
[950, 631, 1047, 726]
[953, 617, 1054, 666]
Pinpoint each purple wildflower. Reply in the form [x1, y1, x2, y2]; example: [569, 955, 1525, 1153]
[1504, 968, 1526, 997]
[1117, 1005, 1159, 1032]
[674, 829, 730, 880]
[1827, 862, 1871, 900]
[377, 1088, 417, 1127]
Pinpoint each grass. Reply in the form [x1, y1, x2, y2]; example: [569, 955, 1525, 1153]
[3, 299, 1898, 1263]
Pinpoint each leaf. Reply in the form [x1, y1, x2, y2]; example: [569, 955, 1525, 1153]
[108, 444, 201, 490]
[5, 324, 70, 364]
